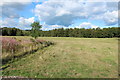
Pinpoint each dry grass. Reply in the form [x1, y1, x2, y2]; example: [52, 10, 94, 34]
[2, 37, 118, 78]
[1, 36, 51, 65]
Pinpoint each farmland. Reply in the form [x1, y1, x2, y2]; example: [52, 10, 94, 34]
[2, 37, 118, 78]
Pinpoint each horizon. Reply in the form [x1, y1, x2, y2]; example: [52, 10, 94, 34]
[1, 26, 119, 31]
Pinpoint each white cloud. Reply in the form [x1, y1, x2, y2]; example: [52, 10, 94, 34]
[1, 1, 32, 18]
[19, 17, 35, 27]
[1, 17, 34, 29]
[77, 22, 99, 29]
[41, 24, 64, 31]
[1, 0, 33, 3]
[1, 0, 118, 30]
[1, 18, 18, 27]
[34, 0, 118, 26]
[34, 0, 89, 26]
[85, 0, 119, 2]
[41, 22, 99, 31]
[103, 11, 118, 26]
[56, 9, 71, 16]
[1, 0, 49, 3]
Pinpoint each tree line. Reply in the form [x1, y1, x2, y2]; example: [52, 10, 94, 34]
[0, 27, 30, 36]
[1, 27, 120, 38]
[40, 27, 120, 38]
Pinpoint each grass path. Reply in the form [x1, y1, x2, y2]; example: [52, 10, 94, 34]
[3, 37, 118, 78]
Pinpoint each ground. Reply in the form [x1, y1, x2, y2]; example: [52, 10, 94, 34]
[2, 37, 118, 78]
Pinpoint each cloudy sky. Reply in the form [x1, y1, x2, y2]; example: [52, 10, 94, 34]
[0, 0, 119, 30]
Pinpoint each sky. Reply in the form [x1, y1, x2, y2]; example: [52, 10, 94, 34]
[0, 0, 119, 30]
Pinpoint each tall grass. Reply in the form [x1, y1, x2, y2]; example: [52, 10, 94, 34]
[1, 37, 54, 65]
[1, 37, 22, 53]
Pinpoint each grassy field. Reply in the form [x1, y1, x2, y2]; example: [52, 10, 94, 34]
[2, 37, 118, 78]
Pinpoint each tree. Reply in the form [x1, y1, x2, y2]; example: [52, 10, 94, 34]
[1, 27, 120, 38]
[30, 21, 42, 39]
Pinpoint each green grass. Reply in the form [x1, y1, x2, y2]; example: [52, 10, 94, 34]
[2, 37, 118, 78]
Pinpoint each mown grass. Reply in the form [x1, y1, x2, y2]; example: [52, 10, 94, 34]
[2, 37, 118, 78]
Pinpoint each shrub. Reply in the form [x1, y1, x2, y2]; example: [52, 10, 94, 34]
[1, 37, 22, 53]
[35, 39, 54, 46]
[30, 38, 35, 42]
[36, 39, 45, 44]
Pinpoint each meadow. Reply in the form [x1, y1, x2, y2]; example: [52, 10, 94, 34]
[2, 37, 118, 78]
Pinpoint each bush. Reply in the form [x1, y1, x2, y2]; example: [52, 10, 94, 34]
[1, 37, 22, 52]
[30, 38, 35, 42]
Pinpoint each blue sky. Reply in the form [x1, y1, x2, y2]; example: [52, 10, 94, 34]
[0, 0, 119, 30]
